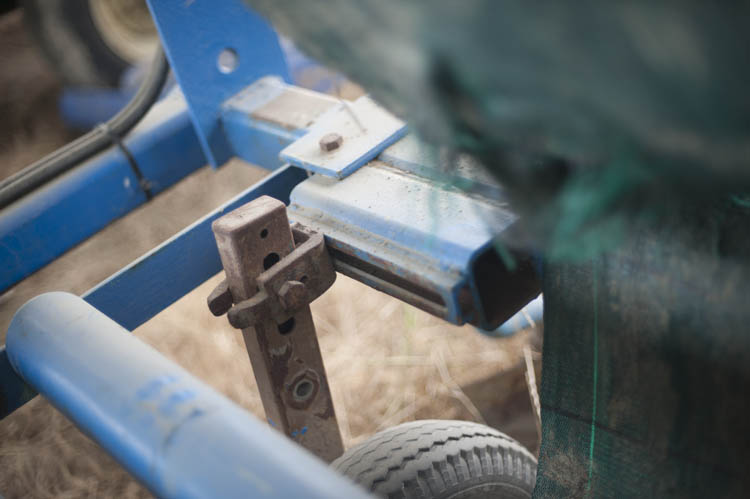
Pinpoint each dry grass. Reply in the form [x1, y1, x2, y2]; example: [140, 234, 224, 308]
[0, 11, 536, 498]
[139, 273, 532, 448]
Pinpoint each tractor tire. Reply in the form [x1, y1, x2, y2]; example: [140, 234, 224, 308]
[332, 420, 537, 499]
[22, 0, 157, 86]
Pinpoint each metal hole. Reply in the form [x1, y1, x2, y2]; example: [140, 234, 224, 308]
[277, 317, 295, 335]
[263, 252, 280, 270]
[293, 380, 314, 401]
[300, 275, 309, 283]
[260, 228, 268, 238]
[217, 48, 239, 74]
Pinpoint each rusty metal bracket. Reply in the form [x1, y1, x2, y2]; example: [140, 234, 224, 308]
[208, 195, 343, 462]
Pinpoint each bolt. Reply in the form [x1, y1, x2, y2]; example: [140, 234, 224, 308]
[278, 280, 307, 311]
[293, 379, 315, 402]
[319, 133, 343, 152]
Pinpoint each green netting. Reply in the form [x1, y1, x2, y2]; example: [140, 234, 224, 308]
[536, 199, 750, 497]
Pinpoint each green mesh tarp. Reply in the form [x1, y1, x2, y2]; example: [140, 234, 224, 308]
[536, 200, 750, 497]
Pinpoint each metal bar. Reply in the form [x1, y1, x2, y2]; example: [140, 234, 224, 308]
[0, 92, 205, 293]
[212, 197, 343, 461]
[84, 165, 307, 331]
[289, 162, 541, 329]
[0, 165, 307, 419]
[5, 292, 369, 499]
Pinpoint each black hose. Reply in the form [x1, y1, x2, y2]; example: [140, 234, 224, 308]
[0, 45, 170, 209]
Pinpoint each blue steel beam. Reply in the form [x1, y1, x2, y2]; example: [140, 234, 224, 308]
[0, 165, 307, 419]
[0, 92, 205, 293]
[6, 292, 369, 499]
[1, 79, 323, 293]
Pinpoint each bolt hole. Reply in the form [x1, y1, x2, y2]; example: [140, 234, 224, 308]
[263, 252, 280, 270]
[260, 228, 268, 239]
[300, 275, 309, 283]
[277, 317, 295, 335]
[217, 48, 239, 74]
[294, 380, 314, 401]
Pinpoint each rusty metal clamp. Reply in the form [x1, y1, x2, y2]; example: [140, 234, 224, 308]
[208, 225, 336, 327]
[207, 195, 343, 462]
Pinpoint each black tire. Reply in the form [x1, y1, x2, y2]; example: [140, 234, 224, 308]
[332, 420, 537, 499]
[21, 0, 155, 86]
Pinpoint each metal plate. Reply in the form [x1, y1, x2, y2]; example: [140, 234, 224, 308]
[280, 96, 407, 179]
[147, 0, 289, 167]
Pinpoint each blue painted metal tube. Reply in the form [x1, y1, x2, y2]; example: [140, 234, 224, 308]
[6, 292, 369, 499]
[0, 165, 307, 419]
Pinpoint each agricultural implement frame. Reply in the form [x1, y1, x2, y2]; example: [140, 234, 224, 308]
[0, 1, 540, 496]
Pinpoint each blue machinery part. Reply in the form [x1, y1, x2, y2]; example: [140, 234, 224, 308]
[0, 91, 204, 293]
[1, 0, 541, 495]
[0, 165, 307, 418]
[147, 0, 289, 167]
[6, 293, 368, 499]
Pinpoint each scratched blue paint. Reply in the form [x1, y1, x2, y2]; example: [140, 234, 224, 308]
[160, 390, 197, 416]
[137, 375, 179, 400]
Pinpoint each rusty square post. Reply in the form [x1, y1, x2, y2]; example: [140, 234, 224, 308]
[211, 195, 343, 462]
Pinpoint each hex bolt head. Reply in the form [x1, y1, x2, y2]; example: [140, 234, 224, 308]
[278, 280, 307, 311]
[319, 133, 343, 152]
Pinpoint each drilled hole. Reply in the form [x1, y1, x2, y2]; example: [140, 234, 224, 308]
[217, 48, 239, 74]
[263, 252, 280, 270]
[277, 317, 295, 335]
[294, 380, 314, 401]
[260, 228, 268, 238]
[300, 275, 309, 284]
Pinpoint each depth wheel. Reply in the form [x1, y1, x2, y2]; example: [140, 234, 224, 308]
[332, 420, 537, 499]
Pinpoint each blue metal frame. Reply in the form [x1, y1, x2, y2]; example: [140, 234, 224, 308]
[6, 292, 368, 498]
[0, 2, 541, 494]
[0, 92, 205, 293]
[0, 165, 307, 419]
[146, 0, 290, 167]
[0, 78, 308, 292]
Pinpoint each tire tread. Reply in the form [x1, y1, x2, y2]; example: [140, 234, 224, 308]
[331, 420, 537, 498]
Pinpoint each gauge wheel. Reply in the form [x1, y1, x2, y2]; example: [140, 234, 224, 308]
[332, 420, 537, 498]
[22, 0, 158, 86]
